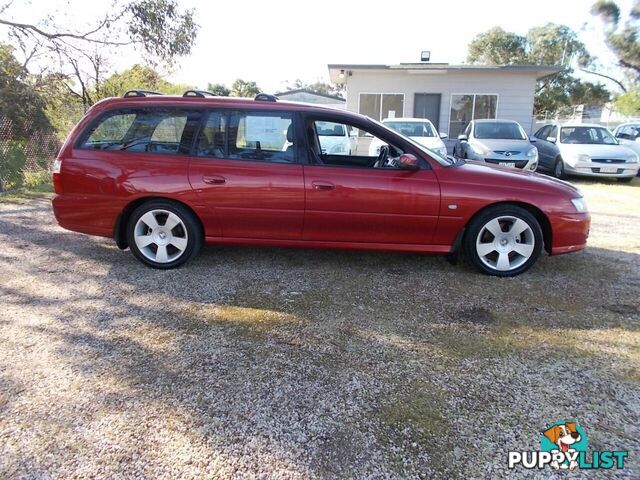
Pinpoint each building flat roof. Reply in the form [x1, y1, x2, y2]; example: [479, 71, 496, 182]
[328, 63, 563, 83]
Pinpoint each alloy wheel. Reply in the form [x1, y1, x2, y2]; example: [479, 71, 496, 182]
[133, 209, 189, 263]
[475, 215, 535, 272]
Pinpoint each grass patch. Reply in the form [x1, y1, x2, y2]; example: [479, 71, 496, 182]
[0, 184, 54, 203]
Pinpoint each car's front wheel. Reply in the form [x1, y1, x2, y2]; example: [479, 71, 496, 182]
[126, 200, 202, 269]
[553, 157, 566, 179]
[464, 205, 543, 277]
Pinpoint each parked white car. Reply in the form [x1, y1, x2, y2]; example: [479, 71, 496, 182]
[368, 118, 448, 158]
[612, 123, 640, 165]
[532, 123, 639, 181]
[316, 121, 358, 155]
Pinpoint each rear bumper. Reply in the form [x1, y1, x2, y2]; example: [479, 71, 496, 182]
[550, 212, 590, 255]
[52, 194, 120, 237]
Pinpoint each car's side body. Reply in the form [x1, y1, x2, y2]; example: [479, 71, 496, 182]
[532, 123, 640, 179]
[453, 119, 538, 171]
[52, 95, 590, 274]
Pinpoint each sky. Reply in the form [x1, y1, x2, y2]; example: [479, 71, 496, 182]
[1, 0, 634, 92]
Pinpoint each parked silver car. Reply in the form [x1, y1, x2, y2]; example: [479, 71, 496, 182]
[612, 123, 640, 175]
[453, 119, 538, 171]
[532, 123, 639, 181]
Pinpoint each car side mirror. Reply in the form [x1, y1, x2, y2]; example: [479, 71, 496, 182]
[439, 132, 448, 139]
[530, 138, 537, 143]
[458, 134, 468, 142]
[398, 153, 419, 170]
[349, 130, 358, 137]
[546, 136, 557, 143]
[364, 132, 373, 138]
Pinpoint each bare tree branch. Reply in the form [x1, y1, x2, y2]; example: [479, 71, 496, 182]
[579, 68, 627, 92]
[0, 18, 132, 46]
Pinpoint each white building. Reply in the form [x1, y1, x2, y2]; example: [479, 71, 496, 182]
[275, 89, 346, 110]
[328, 63, 561, 138]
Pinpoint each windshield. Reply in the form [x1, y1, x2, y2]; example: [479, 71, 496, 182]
[384, 121, 435, 138]
[316, 121, 346, 137]
[560, 126, 618, 145]
[474, 122, 526, 140]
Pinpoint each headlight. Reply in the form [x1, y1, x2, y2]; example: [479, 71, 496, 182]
[575, 153, 590, 162]
[471, 144, 490, 156]
[571, 197, 588, 213]
[526, 148, 538, 158]
[628, 153, 639, 163]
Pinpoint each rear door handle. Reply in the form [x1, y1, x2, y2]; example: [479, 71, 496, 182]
[312, 181, 335, 191]
[203, 175, 226, 185]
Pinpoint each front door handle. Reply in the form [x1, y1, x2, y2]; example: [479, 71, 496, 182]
[203, 175, 226, 185]
[312, 181, 335, 191]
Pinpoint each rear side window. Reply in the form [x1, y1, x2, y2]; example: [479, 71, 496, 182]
[196, 110, 296, 164]
[79, 108, 202, 155]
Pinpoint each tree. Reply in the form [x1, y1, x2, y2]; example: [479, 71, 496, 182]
[206, 83, 230, 96]
[99, 64, 192, 100]
[230, 79, 260, 98]
[591, 0, 640, 79]
[284, 79, 345, 98]
[615, 85, 640, 115]
[0, 44, 50, 138]
[467, 27, 527, 65]
[467, 23, 609, 116]
[0, 0, 198, 108]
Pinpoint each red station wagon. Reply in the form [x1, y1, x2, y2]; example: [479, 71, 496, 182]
[52, 90, 590, 276]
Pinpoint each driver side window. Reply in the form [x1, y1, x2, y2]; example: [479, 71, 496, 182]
[308, 119, 405, 169]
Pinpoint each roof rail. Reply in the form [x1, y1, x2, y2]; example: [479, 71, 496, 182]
[255, 93, 278, 102]
[182, 90, 218, 98]
[123, 90, 163, 98]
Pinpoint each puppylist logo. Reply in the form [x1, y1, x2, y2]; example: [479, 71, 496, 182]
[508, 420, 629, 471]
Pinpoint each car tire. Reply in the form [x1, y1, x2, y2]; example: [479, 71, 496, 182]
[617, 177, 633, 183]
[553, 157, 566, 179]
[463, 205, 543, 277]
[126, 200, 202, 269]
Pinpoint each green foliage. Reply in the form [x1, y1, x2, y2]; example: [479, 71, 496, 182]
[467, 23, 607, 115]
[97, 64, 192, 100]
[0, 45, 52, 139]
[126, 0, 198, 64]
[230, 79, 261, 98]
[467, 27, 528, 65]
[206, 83, 231, 96]
[22, 167, 52, 188]
[592, 0, 640, 79]
[0, 141, 27, 190]
[615, 85, 640, 114]
[284, 79, 345, 98]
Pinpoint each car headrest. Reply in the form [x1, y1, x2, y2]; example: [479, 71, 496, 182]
[286, 123, 294, 143]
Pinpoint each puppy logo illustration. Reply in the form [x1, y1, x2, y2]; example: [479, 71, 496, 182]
[541, 421, 588, 470]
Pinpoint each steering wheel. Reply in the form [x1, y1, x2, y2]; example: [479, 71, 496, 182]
[375, 145, 389, 168]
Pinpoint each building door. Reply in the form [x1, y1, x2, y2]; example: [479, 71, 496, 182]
[414, 94, 441, 130]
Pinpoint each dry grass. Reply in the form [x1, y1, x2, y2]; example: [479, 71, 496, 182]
[0, 175, 638, 478]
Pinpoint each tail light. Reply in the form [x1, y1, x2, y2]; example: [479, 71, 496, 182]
[52, 158, 63, 193]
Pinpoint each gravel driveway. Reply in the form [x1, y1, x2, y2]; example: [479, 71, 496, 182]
[1, 180, 639, 479]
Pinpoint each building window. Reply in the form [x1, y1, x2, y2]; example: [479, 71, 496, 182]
[449, 94, 497, 138]
[359, 93, 404, 121]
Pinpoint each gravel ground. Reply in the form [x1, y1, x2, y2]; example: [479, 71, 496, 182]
[0, 178, 639, 479]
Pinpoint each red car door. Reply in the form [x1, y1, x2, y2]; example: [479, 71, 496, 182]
[189, 109, 304, 240]
[303, 164, 440, 244]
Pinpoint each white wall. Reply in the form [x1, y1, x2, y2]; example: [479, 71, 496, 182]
[344, 70, 537, 134]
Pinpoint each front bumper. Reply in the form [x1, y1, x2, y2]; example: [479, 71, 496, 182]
[467, 152, 538, 171]
[549, 212, 591, 255]
[564, 161, 639, 178]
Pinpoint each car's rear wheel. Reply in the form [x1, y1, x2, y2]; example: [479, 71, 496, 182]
[553, 157, 566, 179]
[126, 200, 202, 269]
[464, 205, 543, 277]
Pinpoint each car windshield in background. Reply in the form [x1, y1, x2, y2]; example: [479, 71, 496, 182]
[474, 122, 526, 140]
[560, 126, 618, 145]
[384, 121, 436, 138]
[316, 121, 346, 136]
